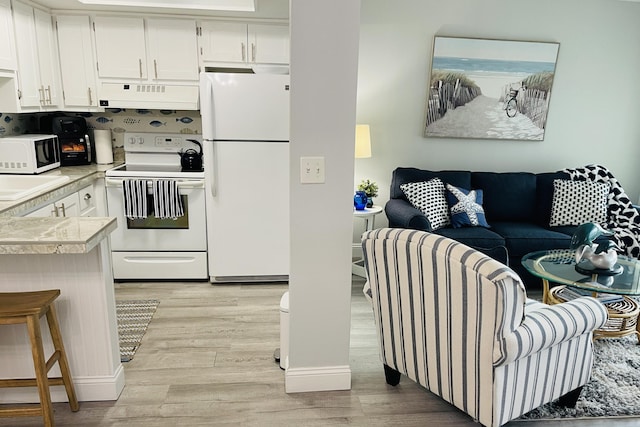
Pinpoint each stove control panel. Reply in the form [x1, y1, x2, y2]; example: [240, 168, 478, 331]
[124, 132, 202, 154]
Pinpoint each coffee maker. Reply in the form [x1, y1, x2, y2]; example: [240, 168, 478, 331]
[51, 116, 94, 166]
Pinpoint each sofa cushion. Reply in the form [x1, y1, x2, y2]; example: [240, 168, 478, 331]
[400, 178, 451, 230]
[535, 171, 570, 226]
[434, 226, 505, 252]
[471, 172, 537, 222]
[549, 179, 609, 226]
[489, 221, 572, 258]
[445, 184, 490, 228]
[390, 168, 471, 200]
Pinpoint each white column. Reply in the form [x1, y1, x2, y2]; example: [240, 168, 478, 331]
[286, 0, 362, 392]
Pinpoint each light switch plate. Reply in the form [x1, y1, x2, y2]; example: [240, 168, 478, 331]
[300, 156, 325, 184]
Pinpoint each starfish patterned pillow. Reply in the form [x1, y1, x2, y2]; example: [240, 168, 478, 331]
[445, 183, 490, 228]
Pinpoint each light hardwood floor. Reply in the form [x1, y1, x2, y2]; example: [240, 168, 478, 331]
[1, 277, 638, 426]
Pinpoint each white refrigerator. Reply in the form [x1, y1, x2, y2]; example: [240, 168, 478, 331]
[200, 71, 290, 282]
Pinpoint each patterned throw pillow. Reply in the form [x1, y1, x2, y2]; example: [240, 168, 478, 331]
[400, 178, 451, 230]
[549, 179, 610, 226]
[445, 184, 490, 228]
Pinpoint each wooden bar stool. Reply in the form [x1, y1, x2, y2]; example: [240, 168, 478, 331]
[0, 290, 79, 426]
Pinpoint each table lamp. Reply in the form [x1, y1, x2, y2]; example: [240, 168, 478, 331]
[355, 124, 372, 158]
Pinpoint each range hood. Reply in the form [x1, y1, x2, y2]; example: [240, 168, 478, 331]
[98, 82, 199, 110]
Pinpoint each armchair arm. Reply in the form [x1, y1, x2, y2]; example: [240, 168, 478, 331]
[385, 199, 432, 231]
[496, 297, 608, 366]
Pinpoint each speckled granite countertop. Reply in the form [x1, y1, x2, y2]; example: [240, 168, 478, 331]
[0, 163, 119, 217]
[0, 163, 121, 254]
[0, 216, 117, 254]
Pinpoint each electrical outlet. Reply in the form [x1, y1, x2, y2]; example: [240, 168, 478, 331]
[300, 156, 325, 184]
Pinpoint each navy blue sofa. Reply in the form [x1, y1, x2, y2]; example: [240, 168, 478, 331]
[385, 167, 588, 288]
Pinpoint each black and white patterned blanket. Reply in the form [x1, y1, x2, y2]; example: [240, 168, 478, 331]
[564, 164, 640, 258]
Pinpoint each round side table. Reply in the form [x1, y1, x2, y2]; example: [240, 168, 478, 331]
[352, 205, 383, 278]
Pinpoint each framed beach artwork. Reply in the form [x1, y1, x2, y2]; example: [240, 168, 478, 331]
[424, 36, 560, 141]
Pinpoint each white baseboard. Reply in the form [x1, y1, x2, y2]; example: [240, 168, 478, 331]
[285, 365, 351, 393]
[0, 364, 125, 404]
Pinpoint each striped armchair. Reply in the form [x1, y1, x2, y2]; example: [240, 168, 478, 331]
[361, 228, 608, 427]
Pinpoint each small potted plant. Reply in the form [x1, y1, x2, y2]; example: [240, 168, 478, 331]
[357, 179, 379, 208]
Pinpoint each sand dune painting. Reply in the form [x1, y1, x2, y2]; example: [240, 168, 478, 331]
[424, 36, 560, 141]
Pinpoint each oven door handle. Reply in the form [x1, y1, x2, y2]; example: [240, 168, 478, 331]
[105, 178, 205, 189]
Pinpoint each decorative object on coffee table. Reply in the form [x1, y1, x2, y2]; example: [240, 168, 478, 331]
[570, 222, 621, 275]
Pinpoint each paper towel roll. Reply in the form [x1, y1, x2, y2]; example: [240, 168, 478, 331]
[94, 129, 113, 164]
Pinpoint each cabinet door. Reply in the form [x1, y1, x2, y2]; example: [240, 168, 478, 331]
[249, 24, 289, 65]
[94, 16, 147, 79]
[0, 0, 16, 70]
[33, 8, 61, 107]
[78, 184, 96, 217]
[55, 192, 80, 217]
[12, 1, 41, 107]
[147, 18, 198, 81]
[56, 15, 97, 107]
[199, 21, 247, 63]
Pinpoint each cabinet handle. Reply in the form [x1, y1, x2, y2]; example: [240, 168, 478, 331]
[241, 42, 246, 61]
[84, 193, 92, 201]
[88, 87, 93, 104]
[17, 89, 22, 100]
[139, 58, 143, 78]
[154, 59, 158, 79]
[251, 43, 256, 62]
[51, 206, 59, 217]
[39, 86, 45, 105]
[45, 86, 52, 104]
[59, 203, 67, 217]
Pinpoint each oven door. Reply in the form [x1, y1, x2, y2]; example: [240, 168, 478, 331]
[105, 177, 207, 251]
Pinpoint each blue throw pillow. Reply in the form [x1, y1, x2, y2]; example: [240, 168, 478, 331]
[445, 183, 490, 228]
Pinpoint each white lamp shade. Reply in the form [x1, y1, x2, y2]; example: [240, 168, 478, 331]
[355, 125, 372, 158]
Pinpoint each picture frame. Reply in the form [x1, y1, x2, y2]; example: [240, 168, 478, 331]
[424, 36, 560, 141]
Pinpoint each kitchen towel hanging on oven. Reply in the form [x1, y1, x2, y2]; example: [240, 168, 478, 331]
[153, 180, 184, 219]
[123, 179, 148, 219]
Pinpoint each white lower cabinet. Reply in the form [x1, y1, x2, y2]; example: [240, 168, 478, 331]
[78, 184, 96, 217]
[26, 191, 80, 217]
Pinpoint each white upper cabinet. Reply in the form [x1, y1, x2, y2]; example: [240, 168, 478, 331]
[199, 21, 289, 66]
[248, 24, 289, 65]
[94, 16, 198, 82]
[93, 16, 147, 79]
[55, 15, 98, 108]
[0, 0, 16, 70]
[146, 18, 198, 81]
[199, 21, 246, 63]
[11, 1, 61, 109]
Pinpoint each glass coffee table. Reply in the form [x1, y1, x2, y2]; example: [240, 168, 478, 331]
[522, 249, 640, 341]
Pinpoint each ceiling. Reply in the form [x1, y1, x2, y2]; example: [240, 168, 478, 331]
[29, 0, 289, 19]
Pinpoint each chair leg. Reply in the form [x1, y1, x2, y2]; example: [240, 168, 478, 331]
[26, 314, 55, 427]
[46, 305, 79, 412]
[557, 386, 583, 408]
[384, 364, 401, 386]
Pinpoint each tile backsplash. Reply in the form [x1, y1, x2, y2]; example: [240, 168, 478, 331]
[0, 109, 202, 163]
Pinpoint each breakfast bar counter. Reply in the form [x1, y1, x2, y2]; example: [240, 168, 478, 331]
[0, 215, 124, 404]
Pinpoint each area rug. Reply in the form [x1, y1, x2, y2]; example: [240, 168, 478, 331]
[116, 299, 160, 362]
[518, 336, 640, 420]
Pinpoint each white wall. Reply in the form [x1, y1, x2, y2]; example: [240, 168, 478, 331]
[286, 0, 361, 392]
[355, 0, 640, 239]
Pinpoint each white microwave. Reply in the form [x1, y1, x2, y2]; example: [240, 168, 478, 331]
[0, 134, 61, 174]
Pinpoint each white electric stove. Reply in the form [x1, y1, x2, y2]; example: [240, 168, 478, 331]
[105, 132, 207, 280]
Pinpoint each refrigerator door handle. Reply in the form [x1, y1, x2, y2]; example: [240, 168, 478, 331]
[208, 140, 217, 197]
